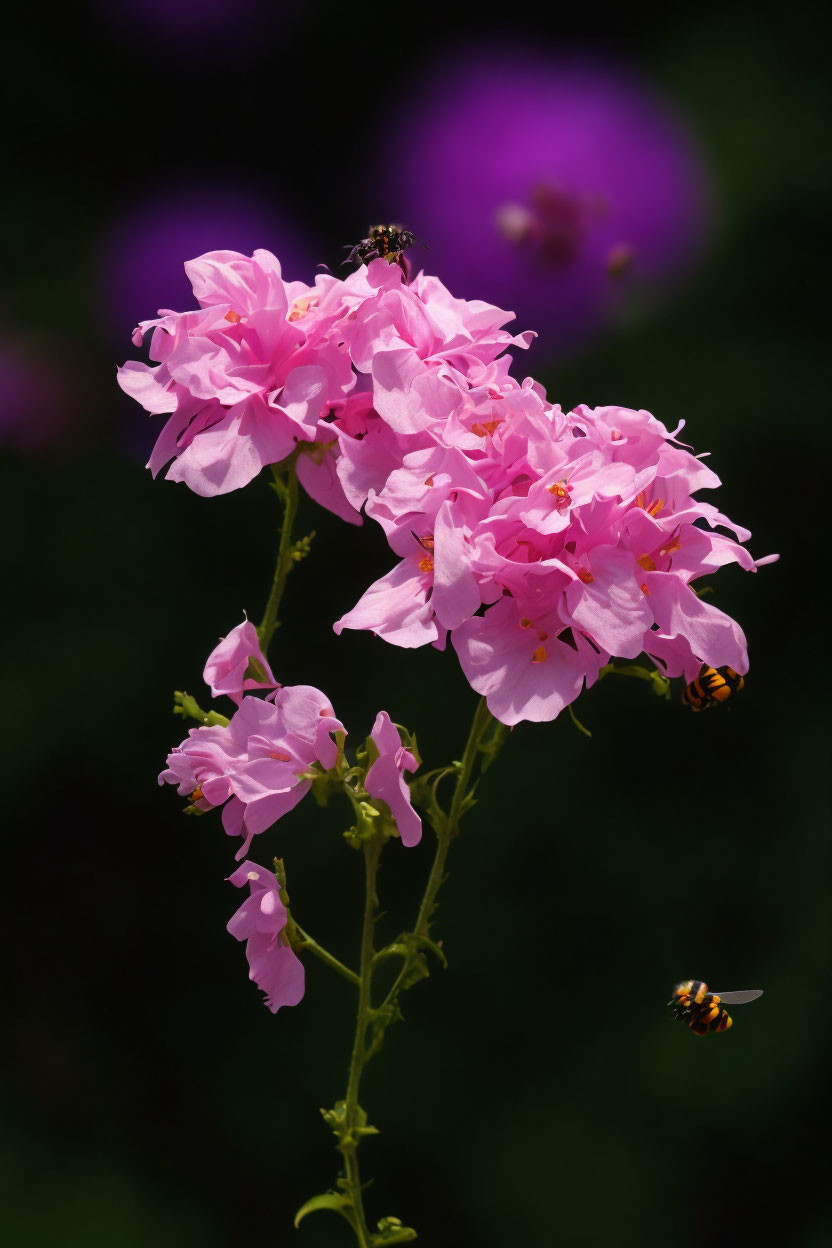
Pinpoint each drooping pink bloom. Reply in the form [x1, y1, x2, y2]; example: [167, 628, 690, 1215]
[227, 861, 305, 1014]
[364, 712, 422, 847]
[203, 617, 277, 705]
[160, 684, 344, 858]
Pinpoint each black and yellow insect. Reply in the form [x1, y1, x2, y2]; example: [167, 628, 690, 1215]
[669, 979, 763, 1036]
[681, 665, 745, 711]
[343, 224, 425, 275]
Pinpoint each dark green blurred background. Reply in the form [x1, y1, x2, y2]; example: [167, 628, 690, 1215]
[3, 3, 829, 1246]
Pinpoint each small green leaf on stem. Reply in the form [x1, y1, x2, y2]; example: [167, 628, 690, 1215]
[372, 1215, 418, 1244]
[321, 1100, 378, 1142]
[597, 662, 671, 700]
[172, 691, 229, 727]
[294, 1190, 354, 1230]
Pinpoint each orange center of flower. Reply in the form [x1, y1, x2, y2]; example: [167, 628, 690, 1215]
[577, 567, 594, 584]
[190, 785, 204, 801]
[637, 554, 656, 572]
[224, 309, 243, 324]
[471, 419, 503, 438]
[635, 491, 663, 517]
[418, 556, 434, 573]
[519, 616, 550, 659]
[424, 474, 435, 487]
[548, 479, 572, 510]
[288, 296, 314, 322]
[268, 750, 292, 762]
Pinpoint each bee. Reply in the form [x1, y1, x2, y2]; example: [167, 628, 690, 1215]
[681, 664, 745, 711]
[669, 979, 763, 1036]
[343, 224, 425, 276]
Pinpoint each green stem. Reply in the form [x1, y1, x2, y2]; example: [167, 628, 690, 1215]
[257, 465, 300, 656]
[292, 924, 361, 987]
[375, 696, 498, 1024]
[329, 700, 502, 1245]
[415, 695, 494, 937]
[340, 836, 382, 1248]
[172, 691, 229, 727]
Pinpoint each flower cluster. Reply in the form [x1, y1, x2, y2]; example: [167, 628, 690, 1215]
[335, 395, 775, 725]
[122, 248, 774, 729]
[160, 618, 421, 1011]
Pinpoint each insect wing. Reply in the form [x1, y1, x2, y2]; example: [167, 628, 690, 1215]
[713, 989, 763, 1005]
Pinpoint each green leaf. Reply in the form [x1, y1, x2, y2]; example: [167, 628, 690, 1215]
[321, 1100, 378, 1142]
[372, 1215, 418, 1244]
[479, 720, 509, 772]
[399, 951, 430, 992]
[293, 1191, 354, 1229]
[399, 931, 448, 970]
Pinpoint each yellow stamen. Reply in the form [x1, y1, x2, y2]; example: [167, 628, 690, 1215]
[288, 296, 314, 322]
[635, 491, 663, 516]
[548, 480, 570, 500]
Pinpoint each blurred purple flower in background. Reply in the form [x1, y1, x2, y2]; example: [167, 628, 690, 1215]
[388, 50, 712, 360]
[0, 338, 76, 451]
[97, 188, 312, 346]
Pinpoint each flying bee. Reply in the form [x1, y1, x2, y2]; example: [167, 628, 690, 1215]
[682, 664, 745, 711]
[343, 224, 426, 275]
[669, 979, 763, 1036]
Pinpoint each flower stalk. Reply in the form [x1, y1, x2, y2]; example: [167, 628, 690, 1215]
[258, 462, 302, 656]
[134, 239, 773, 1247]
[339, 835, 383, 1247]
[291, 924, 361, 988]
[328, 696, 503, 1246]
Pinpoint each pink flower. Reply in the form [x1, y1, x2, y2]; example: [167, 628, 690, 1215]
[334, 260, 533, 437]
[227, 861, 305, 1014]
[203, 617, 277, 705]
[334, 388, 775, 724]
[364, 712, 422, 847]
[161, 684, 344, 858]
[118, 248, 354, 499]
[453, 595, 606, 726]
[125, 245, 774, 726]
